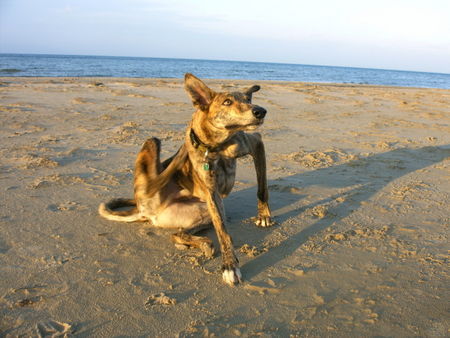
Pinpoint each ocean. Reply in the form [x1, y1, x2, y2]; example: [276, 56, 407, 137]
[1, 53, 450, 89]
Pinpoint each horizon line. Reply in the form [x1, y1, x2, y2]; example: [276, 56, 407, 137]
[1, 52, 449, 77]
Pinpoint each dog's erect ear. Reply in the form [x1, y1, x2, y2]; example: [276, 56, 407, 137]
[184, 73, 215, 111]
[244, 85, 261, 101]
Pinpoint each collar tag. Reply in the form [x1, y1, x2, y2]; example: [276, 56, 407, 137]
[203, 150, 210, 171]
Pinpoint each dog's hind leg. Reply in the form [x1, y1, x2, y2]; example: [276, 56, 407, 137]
[135, 137, 162, 179]
[171, 225, 215, 258]
[134, 137, 165, 211]
[166, 202, 214, 258]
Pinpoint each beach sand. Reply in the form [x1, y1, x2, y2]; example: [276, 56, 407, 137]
[0, 77, 449, 336]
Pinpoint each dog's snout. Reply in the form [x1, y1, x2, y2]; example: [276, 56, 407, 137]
[252, 106, 267, 119]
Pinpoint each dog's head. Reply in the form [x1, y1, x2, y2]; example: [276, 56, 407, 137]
[184, 73, 267, 132]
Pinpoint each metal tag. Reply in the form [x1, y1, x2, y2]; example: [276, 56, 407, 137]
[203, 150, 210, 171]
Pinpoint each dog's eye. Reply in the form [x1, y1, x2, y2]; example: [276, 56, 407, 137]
[223, 99, 232, 106]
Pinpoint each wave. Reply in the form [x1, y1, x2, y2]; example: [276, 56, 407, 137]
[0, 68, 22, 74]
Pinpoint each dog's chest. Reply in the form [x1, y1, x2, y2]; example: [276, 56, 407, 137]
[212, 157, 237, 197]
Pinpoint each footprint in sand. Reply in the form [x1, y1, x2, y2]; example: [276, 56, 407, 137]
[36, 320, 72, 337]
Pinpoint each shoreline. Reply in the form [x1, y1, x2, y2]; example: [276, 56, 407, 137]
[2, 76, 450, 91]
[1, 77, 449, 336]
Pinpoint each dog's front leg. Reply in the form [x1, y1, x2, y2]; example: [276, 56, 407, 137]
[206, 190, 241, 285]
[249, 134, 273, 227]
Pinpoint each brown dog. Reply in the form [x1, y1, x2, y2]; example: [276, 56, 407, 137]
[99, 73, 273, 285]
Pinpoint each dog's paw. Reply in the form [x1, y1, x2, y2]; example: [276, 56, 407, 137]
[222, 267, 242, 286]
[200, 241, 215, 259]
[142, 137, 161, 153]
[255, 216, 275, 227]
[174, 244, 189, 251]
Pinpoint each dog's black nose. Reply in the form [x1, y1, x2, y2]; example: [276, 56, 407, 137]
[252, 106, 266, 119]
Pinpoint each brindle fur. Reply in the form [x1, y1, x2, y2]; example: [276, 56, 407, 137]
[99, 73, 273, 285]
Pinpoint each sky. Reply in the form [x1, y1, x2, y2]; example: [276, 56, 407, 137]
[1, 0, 449, 74]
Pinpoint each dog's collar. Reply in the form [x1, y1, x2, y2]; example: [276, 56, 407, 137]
[189, 128, 220, 153]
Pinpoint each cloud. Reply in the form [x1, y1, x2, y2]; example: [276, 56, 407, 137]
[149, 0, 450, 48]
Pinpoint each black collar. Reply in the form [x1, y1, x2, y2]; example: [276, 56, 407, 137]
[189, 128, 220, 153]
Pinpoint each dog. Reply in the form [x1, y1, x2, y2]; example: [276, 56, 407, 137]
[99, 73, 273, 285]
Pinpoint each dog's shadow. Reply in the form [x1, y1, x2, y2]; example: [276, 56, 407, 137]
[224, 145, 449, 280]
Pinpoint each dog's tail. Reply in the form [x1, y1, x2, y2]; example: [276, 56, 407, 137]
[98, 198, 143, 222]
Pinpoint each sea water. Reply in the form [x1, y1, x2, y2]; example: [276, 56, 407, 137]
[1, 53, 449, 89]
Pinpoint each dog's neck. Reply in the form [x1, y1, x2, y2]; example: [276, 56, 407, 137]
[189, 126, 228, 153]
[189, 114, 231, 152]
[189, 128, 214, 152]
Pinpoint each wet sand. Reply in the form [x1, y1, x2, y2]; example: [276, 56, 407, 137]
[0, 77, 449, 336]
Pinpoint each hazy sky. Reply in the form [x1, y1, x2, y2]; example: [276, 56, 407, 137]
[1, 0, 449, 73]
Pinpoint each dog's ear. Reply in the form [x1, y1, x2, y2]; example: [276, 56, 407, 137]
[184, 73, 215, 111]
[244, 85, 261, 101]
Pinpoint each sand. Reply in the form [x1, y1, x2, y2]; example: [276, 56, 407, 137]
[0, 77, 449, 337]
